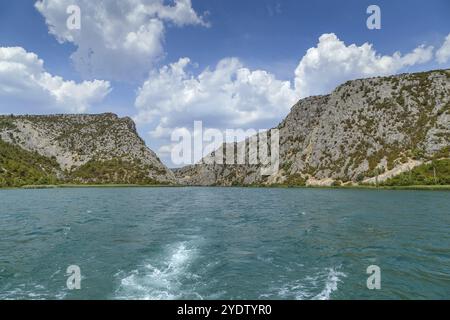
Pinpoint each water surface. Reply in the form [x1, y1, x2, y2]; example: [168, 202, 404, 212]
[0, 187, 449, 300]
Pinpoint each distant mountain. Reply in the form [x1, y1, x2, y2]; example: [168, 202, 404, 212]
[0, 113, 176, 187]
[175, 69, 450, 186]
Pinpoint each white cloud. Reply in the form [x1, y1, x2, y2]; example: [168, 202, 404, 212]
[436, 33, 450, 64]
[0, 47, 110, 113]
[294, 33, 434, 98]
[35, 0, 208, 81]
[134, 57, 297, 129]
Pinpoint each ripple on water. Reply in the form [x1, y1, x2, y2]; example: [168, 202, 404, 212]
[261, 267, 346, 300]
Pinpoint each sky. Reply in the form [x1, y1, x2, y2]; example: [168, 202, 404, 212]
[0, 0, 449, 167]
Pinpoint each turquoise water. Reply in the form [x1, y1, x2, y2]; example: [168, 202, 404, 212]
[0, 187, 449, 300]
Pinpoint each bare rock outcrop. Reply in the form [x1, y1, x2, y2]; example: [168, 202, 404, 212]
[175, 69, 450, 186]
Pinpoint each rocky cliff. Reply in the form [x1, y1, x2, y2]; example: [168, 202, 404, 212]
[0, 113, 176, 186]
[175, 69, 450, 186]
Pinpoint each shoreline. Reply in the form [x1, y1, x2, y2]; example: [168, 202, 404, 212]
[1, 184, 449, 191]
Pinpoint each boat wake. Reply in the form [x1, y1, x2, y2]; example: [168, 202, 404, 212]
[114, 241, 202, 300]
[313, 268, 347, 300]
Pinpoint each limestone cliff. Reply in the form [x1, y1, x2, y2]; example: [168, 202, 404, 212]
[175, 69, 450, 186]
[0, 113, 176, 186]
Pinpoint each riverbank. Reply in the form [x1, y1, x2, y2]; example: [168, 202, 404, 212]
[243, 184, 450, 191]
[1, 184, 449, 191]
[0, 184, 179, 190]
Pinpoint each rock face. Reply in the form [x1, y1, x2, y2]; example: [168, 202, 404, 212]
[175, 69, 450, 186]
[0, 113, 176, 185]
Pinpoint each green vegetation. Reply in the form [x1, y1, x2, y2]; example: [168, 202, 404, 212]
[0, 139, 168, 187]
[381, 159, 450, 186]
[433, 147, 449, 159]
[0, 116, 17, 130]
[20, 184, 177, 189]
[283, 173, 307, 186]
[0, 139, 59, 187]
[233, 183, 450, 190]
[69, 159, 163, 185]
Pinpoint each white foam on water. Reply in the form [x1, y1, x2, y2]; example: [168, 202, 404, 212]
[262, 266, 346, 300]
[0, 283, 67, 300]
[277, 281, 311, 300]
[115, 242, 201, 300]
[313, 268, 346, 300]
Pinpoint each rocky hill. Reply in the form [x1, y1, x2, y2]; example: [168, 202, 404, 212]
[0, 113, 176, 186]
[175, 69, 450, 186]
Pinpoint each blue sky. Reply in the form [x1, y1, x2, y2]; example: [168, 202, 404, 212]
[0, 0, 449, 166]
[2, 1, 449, 78]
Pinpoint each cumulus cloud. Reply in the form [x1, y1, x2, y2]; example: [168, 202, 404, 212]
[0, 47, 110, 113]
[35, 0, 208, 81]
[294, 33, 434, 98]
[436, 33, 450, 64]
[135, 57, 297, 130]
